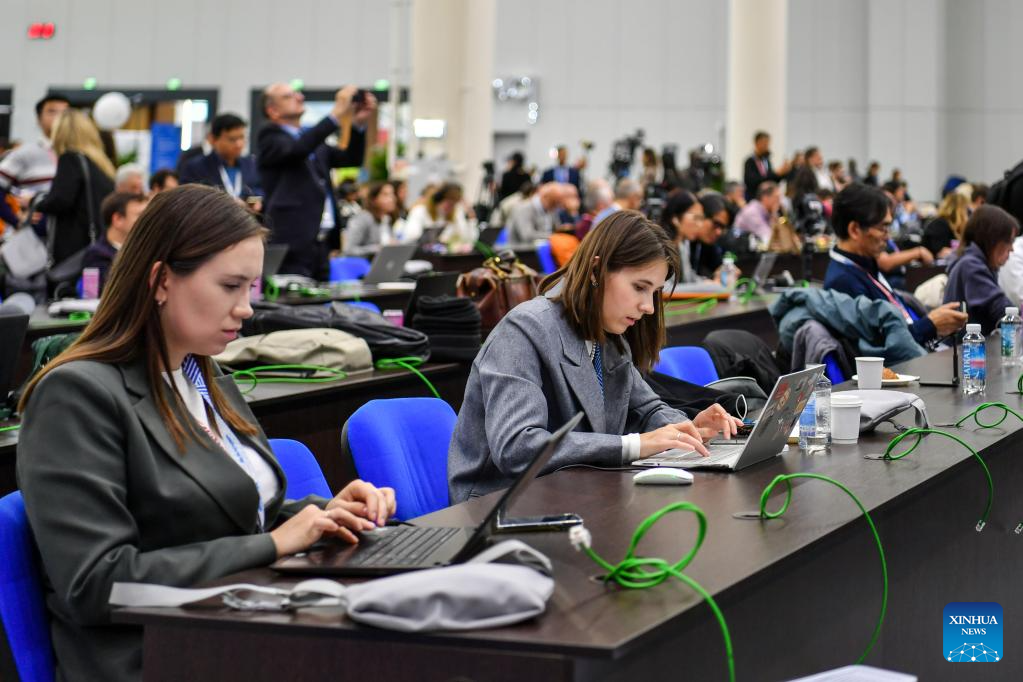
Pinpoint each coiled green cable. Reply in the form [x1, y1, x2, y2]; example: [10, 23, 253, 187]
[231, 364, 348, 395]
[570, 502, 735, 682]
[758, 473, 887, 665]
[664, 298, 719, 315]
[881, 428, 994, 532]
[374, 357, 440, 399]
[953, 401, 1023, 429]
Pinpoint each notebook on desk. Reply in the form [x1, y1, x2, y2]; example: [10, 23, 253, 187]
[636, 366, 823, 471]
[271, 413, 584, 576]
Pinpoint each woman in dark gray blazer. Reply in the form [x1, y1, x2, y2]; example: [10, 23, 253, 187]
[17, 185, 396, 682]
[448, 210, 741, 502]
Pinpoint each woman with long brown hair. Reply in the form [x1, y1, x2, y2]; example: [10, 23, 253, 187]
[447, 210, 740, 502]
[18, 184, 395, 682]
[35, 108, 116, 265]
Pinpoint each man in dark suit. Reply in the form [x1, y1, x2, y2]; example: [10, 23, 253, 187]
[257, 83, 374, 278]
[179, 113, 263, 209]
[743, 130, 792, 201]
[540, 145, 582, 195]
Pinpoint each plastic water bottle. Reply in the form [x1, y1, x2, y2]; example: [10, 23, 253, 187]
[720, 255, 736, 289]
[962, 323, 986, 395]
[999, 306, 1021, 366]
[810, 370, 831, 451]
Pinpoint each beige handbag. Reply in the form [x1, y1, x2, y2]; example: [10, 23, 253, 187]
[213, 328, 372, 373]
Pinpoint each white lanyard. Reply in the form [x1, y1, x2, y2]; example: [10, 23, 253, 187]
[218, 164, 243, 198]
[182, 355, 265, 529]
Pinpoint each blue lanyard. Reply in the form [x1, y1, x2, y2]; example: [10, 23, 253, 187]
[182, 355, 265, 530]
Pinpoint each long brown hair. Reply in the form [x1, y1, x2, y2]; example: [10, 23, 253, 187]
[958, 204, 1019, 259]
[20, 185, 268, 449]
[540, 210, 681, 371]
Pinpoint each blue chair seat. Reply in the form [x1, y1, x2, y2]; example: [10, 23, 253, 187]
[341, 398, 456, 520]
[653, 346, 720, 386]
[329, 256, 372, 282]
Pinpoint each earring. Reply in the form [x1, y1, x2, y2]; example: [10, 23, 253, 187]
[590, 277, 598, 287]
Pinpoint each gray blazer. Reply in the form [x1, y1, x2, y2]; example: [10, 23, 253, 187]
[16, 358, 323, 682]
[507, 196, 554, 243]
[343, 210, 389, 256]
[448, 295, 686, 502]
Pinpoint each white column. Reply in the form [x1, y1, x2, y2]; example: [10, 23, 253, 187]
[725, 0, 789, 183]
[410, 0, 495, 197]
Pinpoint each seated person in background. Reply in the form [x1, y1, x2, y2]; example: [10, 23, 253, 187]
[824, 183, 967, 346]
[148, 169, 178, 194]
[82, 191, 148, 294]
[557, 182, 581, 228]
[447, 210, 740, 502]
[971, 183, 988, 213]
[403, 181, 477, 248]
[506, 181, 563, 243]
[723, 180, 746, 210]
[733, 181, 781, 247]
[179, 113, 263, 209]
[883, 180, 919, 238]
[18, 185, 395, 682]
[114, 163, 146, 195]
[593, 178, 644, 227]
[877, 240, 934, 291]
[997, 233, 1023, 308]
[695, 193, 730, 278]
[922, 192, 969, 258]
[489, 180, 534, 229]
[661, 189, 730, 283]
[574, 178, 613, 240]
[343, 181, 398, 256]
[943, 205, 1018, 334]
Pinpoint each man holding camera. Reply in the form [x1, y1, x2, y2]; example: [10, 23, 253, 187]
[258, 83, 375, 279]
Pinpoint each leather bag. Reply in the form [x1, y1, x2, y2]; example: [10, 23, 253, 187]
[457, 252, 538, 334]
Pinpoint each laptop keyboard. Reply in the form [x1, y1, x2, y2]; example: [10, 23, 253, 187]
[651, 445, 745, 466]
[347, 526, 459, 567]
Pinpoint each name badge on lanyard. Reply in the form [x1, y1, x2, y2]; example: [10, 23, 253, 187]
[218, 165, 243, 198]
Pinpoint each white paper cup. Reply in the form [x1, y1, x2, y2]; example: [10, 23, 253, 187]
[855, 356, 885, 390]
[831, 394, 863, 443]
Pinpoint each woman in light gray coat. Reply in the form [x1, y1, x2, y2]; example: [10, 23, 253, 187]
[18, 185, 396, 682]
[448, 210, 740, 502]
[343, 181, 398, 256]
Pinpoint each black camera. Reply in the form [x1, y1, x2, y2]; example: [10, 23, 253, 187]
[352, 89, 367, 105]
[609, 129, 645, 179]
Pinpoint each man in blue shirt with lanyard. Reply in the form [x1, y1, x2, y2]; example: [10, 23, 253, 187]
[824, 183, 967, 346]
[179, 113, 263, 210]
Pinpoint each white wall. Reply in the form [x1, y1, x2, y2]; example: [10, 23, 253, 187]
[492, 0, 729, 182]
[1, 0, 395, 141]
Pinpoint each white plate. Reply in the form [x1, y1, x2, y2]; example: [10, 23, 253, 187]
[850, 373, 919, 387]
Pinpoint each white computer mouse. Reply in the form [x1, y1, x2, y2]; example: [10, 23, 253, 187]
[632, 468, 694, 485]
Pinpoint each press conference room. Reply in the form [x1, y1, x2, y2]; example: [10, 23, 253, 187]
[1, 1, 1022, 680]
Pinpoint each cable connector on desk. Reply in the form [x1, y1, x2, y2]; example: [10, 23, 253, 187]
[568, 524, 591, 551]
[976, 520, 986, 532]
[1014, 523, 1023, 535]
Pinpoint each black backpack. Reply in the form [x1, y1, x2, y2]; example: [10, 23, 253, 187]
[987, 160, 1023, 210]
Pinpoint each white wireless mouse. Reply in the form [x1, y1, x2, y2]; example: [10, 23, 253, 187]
[632, 468, 694, 485]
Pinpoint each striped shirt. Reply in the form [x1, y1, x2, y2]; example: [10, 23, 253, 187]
[0, 138, 57, 196]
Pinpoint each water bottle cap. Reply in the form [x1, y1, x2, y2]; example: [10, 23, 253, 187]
[1007, 307, 1019, 316]
[966, 323, 981, 333]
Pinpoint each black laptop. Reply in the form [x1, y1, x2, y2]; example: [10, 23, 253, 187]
[0, 311, 30, 405]
[271, 413, 584, 576]
[477, 225, 504, 247]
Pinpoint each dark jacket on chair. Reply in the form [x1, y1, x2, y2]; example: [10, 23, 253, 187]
[17, 358, 324, 682]
[256, 117, 365, 278]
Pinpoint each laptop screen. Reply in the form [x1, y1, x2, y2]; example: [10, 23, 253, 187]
[0, 312, 30, 400]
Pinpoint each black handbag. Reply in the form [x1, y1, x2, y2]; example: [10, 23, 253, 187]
[243, 301, 430, 360]
[46, 154, 101, 297]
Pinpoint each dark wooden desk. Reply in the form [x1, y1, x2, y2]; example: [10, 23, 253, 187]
[26, 306, 88, 342]
[0, 363, 469, 498]
[117, 342, 1023, 681]
[665, 295, 778, 348]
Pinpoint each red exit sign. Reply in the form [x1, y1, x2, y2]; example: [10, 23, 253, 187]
[27, 23, 56, 40]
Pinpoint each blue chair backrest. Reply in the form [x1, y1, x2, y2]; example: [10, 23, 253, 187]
[654, 346, 720, 386]
[0, 491, 56, 682]
[342, 398, 456, 520]
[536, 241, 557, 275]
[823, 352, 846, 384]
[269, 439, 332, 499]
[495, 228, 508, 245]
[345, 300, 381, 314]
[329, 256, 372, 282]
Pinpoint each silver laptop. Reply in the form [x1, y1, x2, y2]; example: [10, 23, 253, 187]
[362, 243, 418, 285]
[637, 366, 824, 471]
[751, 252, 778, 290]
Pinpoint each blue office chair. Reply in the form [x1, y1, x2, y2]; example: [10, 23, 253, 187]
[269, 439, 332, 499]
[536, 241, 557, 275]
[341, 398, 456, 521]
[0, 491, 56, 682]
[345, 300, 381, 314]
[653, 346, 720, 386]
[823, 352, 847, 384]
[329, 256, 372, 282]
[495, 228, 508, 246]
